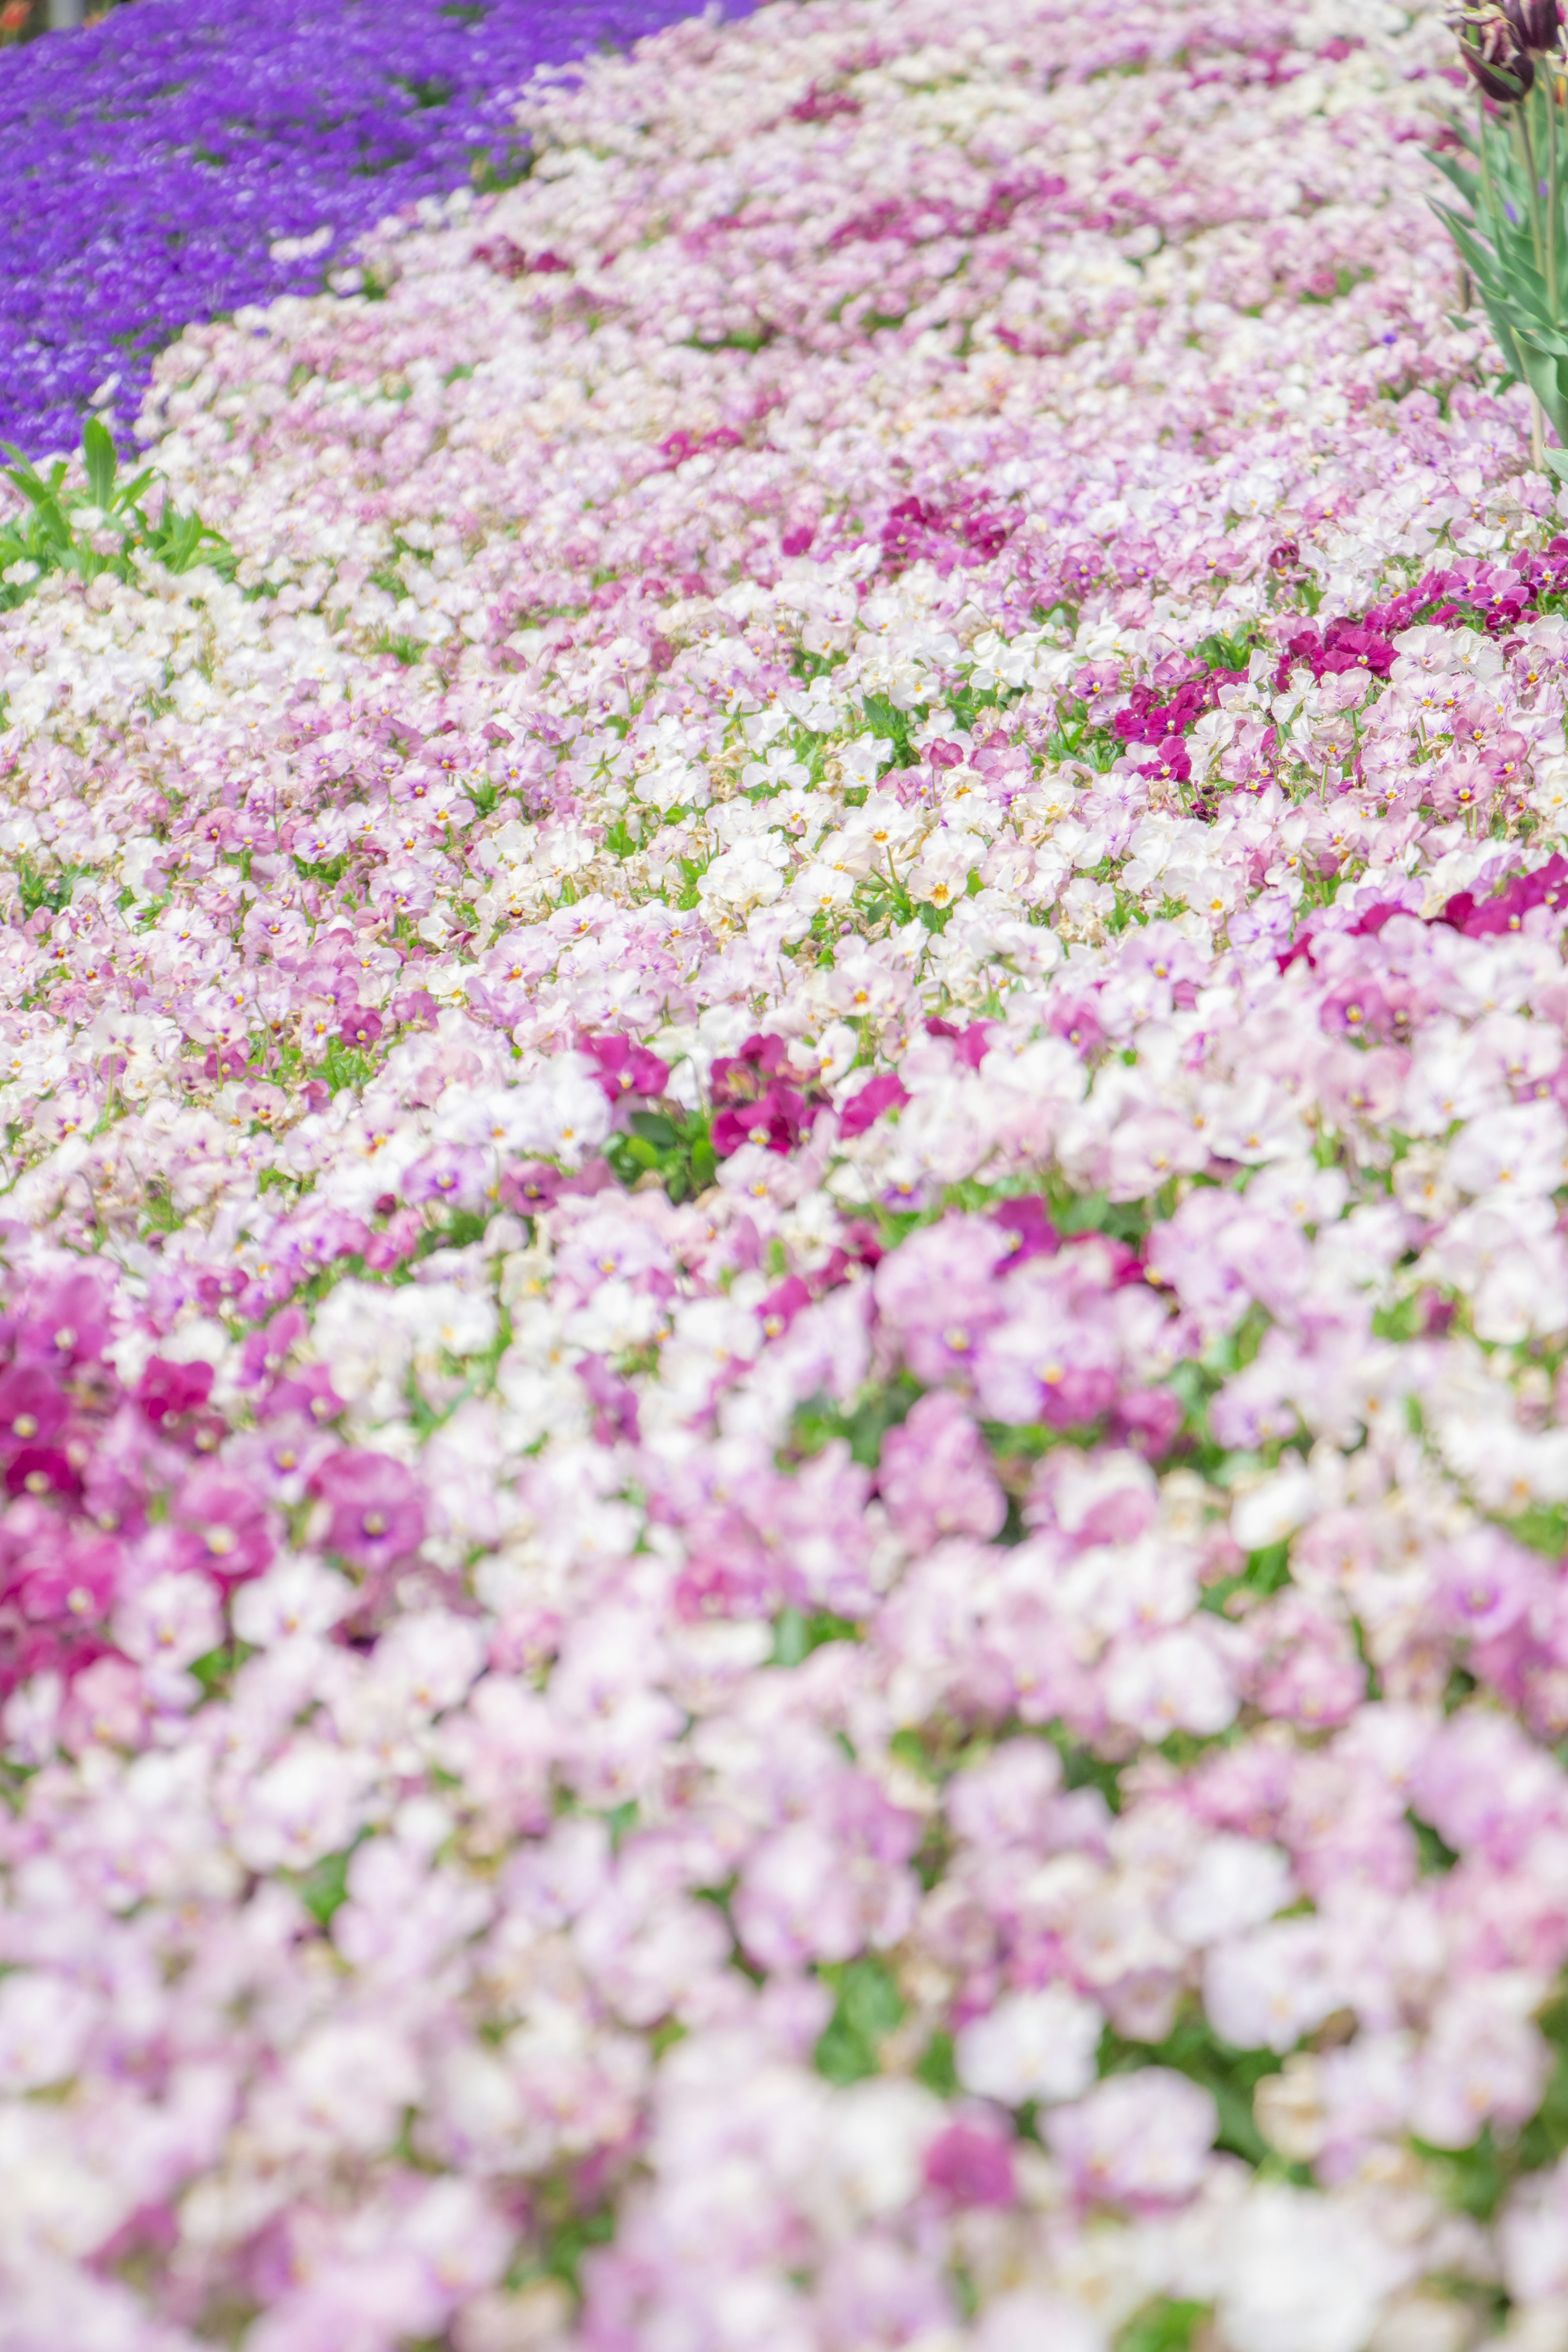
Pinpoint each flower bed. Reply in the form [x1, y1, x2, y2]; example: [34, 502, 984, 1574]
[7, 0, 1568, 2344]
[0, 0, 756, 458]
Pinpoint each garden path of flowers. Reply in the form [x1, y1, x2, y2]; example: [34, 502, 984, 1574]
[10, 0, 1568, 2345]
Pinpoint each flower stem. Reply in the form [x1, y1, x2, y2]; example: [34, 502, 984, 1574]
[1517, 107, 1545, 274]
[1545, 77, 1560, 324]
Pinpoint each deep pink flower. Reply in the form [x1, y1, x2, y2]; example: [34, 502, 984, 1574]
[759, 1275, 811, 1338]
[337, 1006, 383, 1048]
[238, 1308, 309, 1390]
[499, 1160, 565, 1212]
[581, 1032, 671, 1103]
[577, 1354, 641, 1444]
[14, 1533, 121, 1625]
[136, 1358, 215, 1432]
[6, 1444, 82, 1503]
[265, 1365, 346, 1426]
[991, 1196, 1058, 1265]
[712, 1083, 816, 1156]
[840, 1071, 911, 1139]
[0, 1364, 68, 1451]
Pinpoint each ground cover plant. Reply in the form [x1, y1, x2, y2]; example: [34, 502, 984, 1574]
[0, 0, 758, 461]
[13, 0, 1568, 2345]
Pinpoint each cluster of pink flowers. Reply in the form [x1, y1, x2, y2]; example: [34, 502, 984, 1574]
[10, 0, 1568, 2344]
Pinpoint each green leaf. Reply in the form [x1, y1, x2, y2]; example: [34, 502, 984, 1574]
[1517, 322, 1568, 361]
[815, 1958, 904, 2085]
[285, 1845, 358, 1927]
[1116, 2302, 1211, 2352]
[82, 416, 117, 513]
[1512, 333, 1568, 448]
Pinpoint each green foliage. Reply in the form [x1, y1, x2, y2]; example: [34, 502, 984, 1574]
[15, 854, 91, 920]
[187, 1640, 258, 1702]
[604, 1106, 717, 1203]
[915, 2028, 958, 2096]
[283, 1844, 359, 1928]
[1099, 2007, 1285, 2165]
[1192, 625, 1259, 672]
[1116, 2303, 1211, 2352]
[858, 689, 925, 768]
[1201, 1539, 1292, 1619]
[1408, 1811, 1459, 1877]
[319, 1037, 377, 1094]
[471, 138, 534, 193]
[770, 1607, 861, 1666]
[815, 1957, 904, 2085]
[1421, 1984, 1568, 2220]
[1430, 86, 1568, 460]
[0, 418, 236, 611]
[786, 1372, 922, 1470]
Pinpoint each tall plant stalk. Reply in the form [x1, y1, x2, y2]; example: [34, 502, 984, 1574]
[1435, 3, 1568, 472]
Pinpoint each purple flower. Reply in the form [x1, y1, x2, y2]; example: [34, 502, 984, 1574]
[0, 0, 761, 456]
[401, 1145, 488, 1206]
[711, 1083, 817, 1157]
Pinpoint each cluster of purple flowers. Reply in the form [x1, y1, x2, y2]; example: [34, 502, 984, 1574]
[0, 0, 750, 459]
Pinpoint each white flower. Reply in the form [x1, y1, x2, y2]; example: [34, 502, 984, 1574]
[954, 1985, 1101, 2105]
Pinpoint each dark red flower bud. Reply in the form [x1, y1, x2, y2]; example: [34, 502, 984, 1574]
[1504, 0, 1562, 54]
[1454, 3, 1536, 96]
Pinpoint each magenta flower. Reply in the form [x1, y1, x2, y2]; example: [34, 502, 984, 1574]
[581, 1031, 671, 1104]
[922, 2118, 1018, 2209]
[311, 1450, 426, 1573]
[135, 1358, 216, 1433]
[0, 1365, 68, 1452]
[336, 1006, 384, 1049]
[12, 1530, 121, 1627]
[5, 1445, 82, 1504]
[991, 1195, 1059, 1266]
[758, 1274, 812, 1339]
[839, 1071, 911, 1140]
[712, 1084, 817, 1157]
[14, 1272, 110, 1370]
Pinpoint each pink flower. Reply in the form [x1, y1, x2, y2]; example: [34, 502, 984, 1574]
[171, 1467, 276, 1586]
[878, 1389, 1006, 1549]
[135, 1356, 216, 1434]
[310, 1450, 427, 1572]
[922, 2116, 1017, 2208]
[1046, 2069, 1217, 2208]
